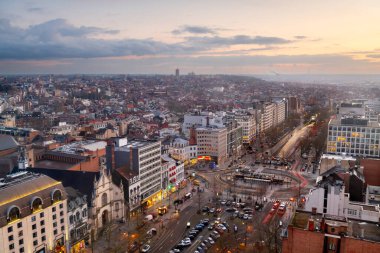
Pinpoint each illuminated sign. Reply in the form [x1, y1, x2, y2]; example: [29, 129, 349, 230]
[197, 156, 211, 161]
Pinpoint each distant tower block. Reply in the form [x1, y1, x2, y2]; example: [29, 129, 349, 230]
[175, 68, 180, 77]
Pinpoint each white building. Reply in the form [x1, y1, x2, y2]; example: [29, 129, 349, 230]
[0, 172, 69, 253]
[301, 167, 380, 223]
[168, 138, 197, 162]
[182, 112, 225, 137]
[227, 111, 256, 144]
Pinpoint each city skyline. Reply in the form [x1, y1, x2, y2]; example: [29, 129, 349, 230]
[1, 0, 380, 74]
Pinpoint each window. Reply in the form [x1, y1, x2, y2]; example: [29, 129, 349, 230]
[59, 203, 63, 209]
[54, 229, 57, 235]
[60, 218, 64, 224]
[9, 243, 14, 250]
[8, 235, 13, 241]
[40, 212, 44, 218]
[41, 228, 45, 234]
[42, 236, 46, 242]
[18, 231, 23, 237]
[31, 197, 43, 212]
[7, 226, 13, 233]
[69, 215, 74, 224]
[61, 225, 65, 231]
[33, 232, 37, 238]
[33, 240, 38, 246]
[82, 208, 87, 217]
[40, 220, 45, 226]
[17, 222, 22, 228]
[19, 239, 23, 245]
[53, 214, 57, 220]
[7, 206, 21, 223]
[101, 193, 108, 206]
[31, 216, 36, 222]
[53, 222, 57, 228]
[52, 189, 62, 203]
[32, 224, 36, 230]
[75, 212, 80, 221]
[60, 211, 64, 216]
[52, 207, 56, 212]
[20, 247, 24, 253]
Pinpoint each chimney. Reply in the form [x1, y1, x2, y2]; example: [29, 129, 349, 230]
[358, 222, 366, 238]
[189, 125, 197, 145]
[347, 221, 353, 236]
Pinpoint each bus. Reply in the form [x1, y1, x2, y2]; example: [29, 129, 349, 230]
[193, 180, 200, 186]
[277, 203, 287, 216]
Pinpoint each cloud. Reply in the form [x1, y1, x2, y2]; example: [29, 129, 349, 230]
[172, 25, 218, 35]
[0, 19, 295, 60]
[0, 18, 191, 59]
[366, 54, 380, 59]
[294, 36, 307, 39]
[184, 35, 291, 48]
[27, 7, 43, 12]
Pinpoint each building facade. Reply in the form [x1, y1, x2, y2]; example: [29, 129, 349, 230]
[0, 172, 69, 253]
[196, 127, 227, 165]
[327, 117, 380, 158]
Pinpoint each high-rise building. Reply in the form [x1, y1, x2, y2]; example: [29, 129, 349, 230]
[227, 111, 256, 144]
[196, 126, 227, 165]
[327, 116, 380, 158]
[113, 140, 162, 204]
[0, 172, 69, 253]
[175, 68, 179, 77]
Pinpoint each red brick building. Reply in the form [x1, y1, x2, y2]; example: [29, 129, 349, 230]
[282, 211, 380, 253]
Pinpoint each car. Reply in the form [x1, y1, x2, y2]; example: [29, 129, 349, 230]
[226, 207, 236, 213]
[200, 242, 208, 249]
[203, 240, 211, 247]
[273, 201, 281, 209]
[207, 237, 215, 244]
[171, 248, 181, 253]
[140, 244, 151, 252]
[201, 219, 209, 225]
[196, 246, 204, 252]
[188, 234, 195, 240]
[194, 251, 200, 253]
[220, 200, 227, 205]
[216, 224, 227, 231]
[269, 208, 276, 214]
[176, 244, 186, 250]
[208, 224, 214, 230]
[181, 238, 191, 246]
[243, 214, 249, 220]
[195, 225, 204, 230]
[209, 208, 215, 213]
[226, 201, 231, 206]
[216, 207, 222, 213]
[210, 233, 219, 240]
[202, 206, 210, 212]
[248, 214, 253, 220]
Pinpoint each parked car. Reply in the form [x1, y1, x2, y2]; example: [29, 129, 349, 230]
[140, 244, 151, 252]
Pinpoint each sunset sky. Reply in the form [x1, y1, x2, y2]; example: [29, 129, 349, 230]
[1, 0, 380, 74]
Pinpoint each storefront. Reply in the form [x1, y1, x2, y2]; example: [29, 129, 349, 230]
[70, 240, 86, 253]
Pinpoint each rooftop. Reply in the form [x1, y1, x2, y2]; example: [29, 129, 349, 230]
[291, 211, 380, 242]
